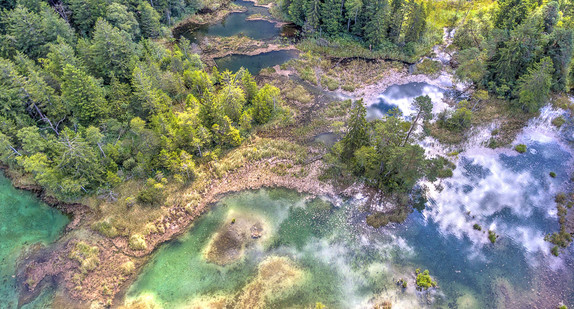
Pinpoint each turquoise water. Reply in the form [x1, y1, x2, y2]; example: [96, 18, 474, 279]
[0, 174, 69, 308]
[126, 123, 574, 308]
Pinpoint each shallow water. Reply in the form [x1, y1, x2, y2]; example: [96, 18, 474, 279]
[176, 0, 279, 42]
[366, 82, 450, 120]
[175, 0, 299, 74]
[126, 132, 574, 307]
[0, 174, 69, 308]
[214, 49, 299, 74]
[313, 132, 340, 148]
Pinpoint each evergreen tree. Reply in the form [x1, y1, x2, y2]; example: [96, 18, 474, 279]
[305, 0, 321, 32]
[342, 99, 368, 160]
[65, 0, 108, 35]
[402, 95, 432, 146]
[321, 0, 343, 35]
[252, 85, 280, 124]
[106, 2, 141, 40]
[387, 0, 405, 43]
[546, 28, 573, 92]
[139, 1, 163, 38]
[88, 19, 138, 82]
[404, 0, 426, 43]
[344, 0, 363, 32]
[363, 0, 390, 47]
[61, 64, 108, 125]
[516, 57, 554, 113]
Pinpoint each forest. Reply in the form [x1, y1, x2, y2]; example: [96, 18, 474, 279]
[1, 0, 574, 307]
[0, 0, 572, 202]
[0, 0, 287, 202]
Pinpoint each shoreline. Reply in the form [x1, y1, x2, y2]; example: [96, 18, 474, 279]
[12, 151, 371, 306]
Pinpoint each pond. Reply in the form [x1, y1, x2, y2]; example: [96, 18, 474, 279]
[0, 174, 69, 308]
[366, 82, 451, 120]
[175, 0, 281, 42]
[214, 49, 299, 75]
[174, 0, 299, 74]
[125, 124, 574, 308]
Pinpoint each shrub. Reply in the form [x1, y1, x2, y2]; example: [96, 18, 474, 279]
[120, 261, 135, 275]
[321, 76, 339, 91]
[129, 234, 147, 250]
[555, 193, 567, 204]
[550, 172, 557, 178]
[473, 224, 482, 231]
[488, 230, 498, 243]
[69, 242, 100, 274]
[551, 245, 560, 257]
[285, 85, 313, 104]
[342, 84, 356, 92]
[552, 116, 565, 128]
[514, 144, 527, 153]
[415, 269, 437, 290]
[91, 220, 119, 237]
[137, 178, 167, 207]
[416, 59, 442, 77]
[438, 105, 472, 132]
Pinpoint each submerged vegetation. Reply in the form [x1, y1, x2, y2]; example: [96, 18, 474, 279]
[0, 0, 574, 306]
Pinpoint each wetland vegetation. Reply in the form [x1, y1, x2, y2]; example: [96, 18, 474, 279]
[0, 0, 573, 307]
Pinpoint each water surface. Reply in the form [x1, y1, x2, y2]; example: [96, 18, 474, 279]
[0, 174, 69, 308]
[215, 49, 299, 74]
[127, 136, 574, 308]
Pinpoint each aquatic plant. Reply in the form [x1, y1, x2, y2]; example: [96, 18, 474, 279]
[552, 116, 566, 128]
[415, 269, 437, 290]
[488, 230, 498, 244]
[514, 144, 527, 153]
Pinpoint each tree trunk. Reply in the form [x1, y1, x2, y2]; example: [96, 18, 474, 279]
[402, 111, 420, 147]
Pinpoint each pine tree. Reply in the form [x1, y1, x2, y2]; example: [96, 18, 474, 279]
[516, 57, 554, 113]
[342, 99, 369, 160]
[139, 2, 162, 38]
[321, 0, 343, 35]
[387, 0, 405, 43]
[61, 64, 108, 125]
